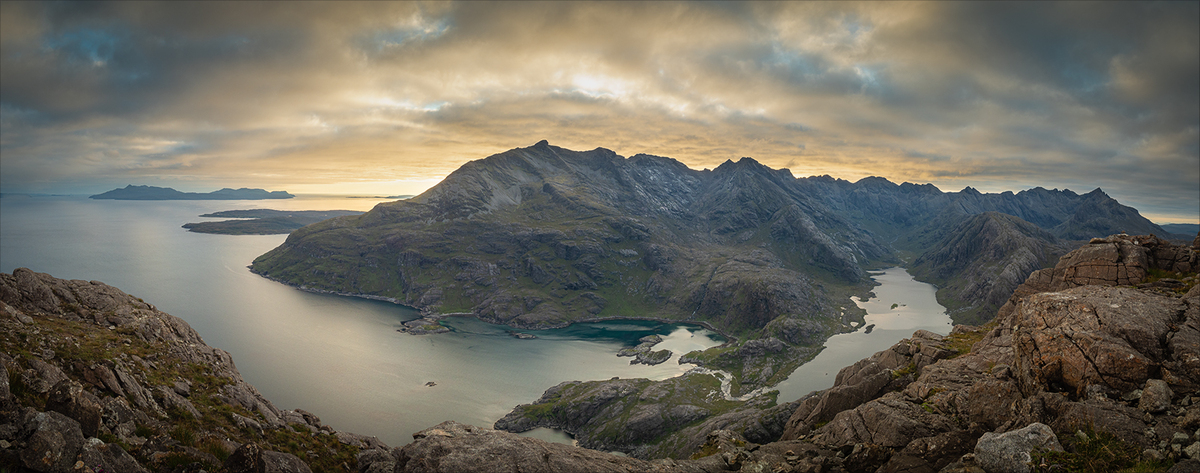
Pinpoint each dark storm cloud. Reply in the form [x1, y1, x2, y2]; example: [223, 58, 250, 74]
[0, 1, 1196, 221]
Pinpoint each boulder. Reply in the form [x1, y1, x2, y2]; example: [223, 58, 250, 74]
[157, 385, 202, 419]
[395, 421, 722, 473]
[974, 423, 1062, 473]
[1140, 379, 1174, 414]
[1010, 286, 1184, 398]
[27, 358, 68, 394]
[815, 392, 957, 448]
[18, 410, 86, 473]
[45, 379, 102, 438]
[356, 448, 397, 473]
[77, 437, 148, 473]
[225, 443, 314, 473]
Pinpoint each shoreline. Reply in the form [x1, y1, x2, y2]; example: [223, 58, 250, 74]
[248, 268, 739, 345]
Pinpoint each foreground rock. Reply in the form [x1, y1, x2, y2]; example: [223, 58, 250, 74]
[372, 421, 848, 473]
[481, 235, 1200, 472]
[777, 235, 1200, 471]
[1, 268, 370, 472]
[974, 423, 1063, 473]
[5, 233, 1199, 472]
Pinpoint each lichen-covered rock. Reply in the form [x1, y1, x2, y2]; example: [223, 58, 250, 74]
[0, 269, 381, 472]
[815, 392, 958, 448]
[396, 421, 725, 473]
[974, 423, 1062, 473]
[1140, 379, 1174, 413]
[1010, 286, 1185, 398]
[77, 437, 148, 473]
[18, 409, 86, 473]
[225, 442, 314, 473]
[45, 379, 102, 438]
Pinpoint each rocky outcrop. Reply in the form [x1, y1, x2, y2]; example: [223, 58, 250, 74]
[780, 329, 955, 440]
[973, 422, 1063, 473]
[393, 421, 720, 473]
[7, 232, 1198, 472]
[0, 269, 369, 472]
[484, 236, 1200, 471]
[373, 421, 856, 473]
[617, 335, 672, 365]
[1004, 233, 1197, 299]
[1010, 286, 1187, 397]
[773, 236, 1200, 471]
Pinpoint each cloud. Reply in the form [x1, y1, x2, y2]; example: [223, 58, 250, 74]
[1, 1, 1196, 222]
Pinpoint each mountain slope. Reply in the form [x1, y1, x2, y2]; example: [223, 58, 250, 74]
[909, 212, 1072, 325]
[250, 141, 1170, 391]
[252, 142, 887, 339]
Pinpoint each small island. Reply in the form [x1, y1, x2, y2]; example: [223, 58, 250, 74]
[90, 184, 294, 200]
[182, 209, 362, 235]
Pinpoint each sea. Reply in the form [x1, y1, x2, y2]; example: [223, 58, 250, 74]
[0, 194, 950, 447]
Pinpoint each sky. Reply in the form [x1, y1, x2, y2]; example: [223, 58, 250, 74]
[1, 2, 1197, 223]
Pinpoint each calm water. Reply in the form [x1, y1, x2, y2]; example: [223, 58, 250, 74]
[0, 195, 723, 446]
[0, 195, 950, 446]
[773, 268, 952, 401]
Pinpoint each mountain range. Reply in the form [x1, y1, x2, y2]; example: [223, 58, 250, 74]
[250, 140, 1172, 390]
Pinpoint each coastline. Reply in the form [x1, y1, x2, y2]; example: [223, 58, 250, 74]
[248, 267, 739, 346]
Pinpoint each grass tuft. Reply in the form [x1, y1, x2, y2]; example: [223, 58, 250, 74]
[1031, 427, 1171, 473]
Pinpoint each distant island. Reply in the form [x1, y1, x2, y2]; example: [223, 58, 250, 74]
[183, 209, 362, 235]
[90, 184, 294, 200]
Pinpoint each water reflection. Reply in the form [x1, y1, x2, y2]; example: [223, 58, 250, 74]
[0, 195, 726, 446]
[772, 268, 951, 402]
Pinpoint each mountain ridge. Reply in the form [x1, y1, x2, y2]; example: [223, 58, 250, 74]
[250, 141, 1170, 394]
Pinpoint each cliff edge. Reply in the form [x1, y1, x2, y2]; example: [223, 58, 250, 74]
[0, 268, 383, 472]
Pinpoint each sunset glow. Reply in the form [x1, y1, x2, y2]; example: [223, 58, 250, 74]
[1, 1, 1196, 222]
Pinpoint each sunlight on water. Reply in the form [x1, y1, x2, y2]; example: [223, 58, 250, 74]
[773, 268, 952, 402]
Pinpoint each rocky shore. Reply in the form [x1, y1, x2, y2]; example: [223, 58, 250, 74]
[4, 232, 1199, 472]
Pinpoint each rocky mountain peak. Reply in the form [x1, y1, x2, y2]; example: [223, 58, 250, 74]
[854, 176, 899, 189]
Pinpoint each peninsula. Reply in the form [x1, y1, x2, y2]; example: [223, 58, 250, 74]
[90, 185, 294, 200]
[182, 209, 363, 235]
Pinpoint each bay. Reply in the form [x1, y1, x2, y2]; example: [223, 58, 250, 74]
[0, 195, 724, 447]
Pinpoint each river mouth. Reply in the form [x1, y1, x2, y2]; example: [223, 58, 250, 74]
[771, 267, 952, 402]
